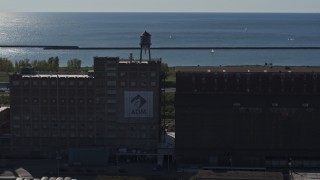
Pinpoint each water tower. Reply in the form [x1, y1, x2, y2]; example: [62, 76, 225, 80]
[140, 31, 152, 62]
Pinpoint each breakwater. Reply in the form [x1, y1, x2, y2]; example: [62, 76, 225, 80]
[1, 45, 320, 50]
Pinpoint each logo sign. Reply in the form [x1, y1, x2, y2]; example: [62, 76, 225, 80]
[124, 91, 153, 117]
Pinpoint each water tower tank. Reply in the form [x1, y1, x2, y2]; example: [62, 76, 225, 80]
[140, 31, 151, 48]
[140, 31, 152, 61]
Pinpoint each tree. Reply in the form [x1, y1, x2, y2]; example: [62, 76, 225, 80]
[29, 59, 48, 72]
[14, 59, 31, 71]
[67, 58, 81, 70]
[48, 56, 59, 71]
[161, 63, 169, 76]
[0, 57, 14, 72]
[0, 95, 10, 105]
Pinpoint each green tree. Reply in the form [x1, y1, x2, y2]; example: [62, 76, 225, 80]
[67, 58, 82, 70]
[48, 56, 59, 71]
[161, 62, 169, 78]
[0, 57, 14, 72]
[14, 57, 60, 72]
[14, 59, 31, 71]
[30, 59, 46, 72]
[0, 95, 10, 105]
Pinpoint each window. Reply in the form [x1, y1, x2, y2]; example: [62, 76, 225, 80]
[69, 81, 75, 86]
[151, 72, 156, 77]
[131, 82, 136, 87]
[51, 81, 56, 86]
[23, 80, 29, 86]
[120, 72, 126, 77]
[13, 125, 20, 129]
[12, 81, 20, 86]
[141, 82, 147, 87]
[107, 109, 116, 113]
[107, 72, 116, 77]
[60, 98, 66, 104]
[130, 72, 137, 78]
[107, 81, 117, 87]
[79, 98, 84, 104]
[70, 98, 75, 104]
[107, 89, 116, 95]
[106, 60, 117, 64]
[120, 82, 126, 87]
[107, 99, 116, 103]
[151, 82, 156, 87]
[192, 77, 196, 83]
[78, 81, 84, 86]
[42, 99, 48, 104]
[140, 72, 147, 78]
[233, 102, 241, 107]
[106, 67, 116, 71]
[202, 77, 206, 83]
[24, 98, 29, 103]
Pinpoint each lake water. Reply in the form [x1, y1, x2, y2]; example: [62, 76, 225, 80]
[0, 12, 320, 66]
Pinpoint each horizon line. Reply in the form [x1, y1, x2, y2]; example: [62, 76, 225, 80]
[1, 11, 320, 14]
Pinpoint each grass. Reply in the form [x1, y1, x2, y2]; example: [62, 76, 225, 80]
[165, 67, 176, 88]
[166, 67, 176, 82]
[0, 72, 9, 82]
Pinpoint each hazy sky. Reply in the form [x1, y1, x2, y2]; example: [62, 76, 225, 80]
[1, 0, 320, 13]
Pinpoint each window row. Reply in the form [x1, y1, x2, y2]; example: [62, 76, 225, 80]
[107, 81, 157, 87]
[19, 98, 94, 104]
[13, 80, 94, 87]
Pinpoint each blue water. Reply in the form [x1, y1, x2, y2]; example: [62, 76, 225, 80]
[0, 12, 320, 66]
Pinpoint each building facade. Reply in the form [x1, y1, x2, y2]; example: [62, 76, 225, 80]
[9, 57, 161, 157]
[93, 57, 161, 150]
[175, 66, 320, 168]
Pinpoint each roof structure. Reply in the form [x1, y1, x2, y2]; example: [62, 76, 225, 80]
[176, 66, 320, 73]
[141, 30, 151, 37]
[193, 170, 283, 180]
[21, 74, 91, 78]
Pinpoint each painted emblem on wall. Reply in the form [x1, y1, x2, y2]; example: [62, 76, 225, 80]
[124, 91, 153, 117]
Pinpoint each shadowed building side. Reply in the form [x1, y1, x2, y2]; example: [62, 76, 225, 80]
[93, 56, 162, 152]
[175, 66, 320, 168]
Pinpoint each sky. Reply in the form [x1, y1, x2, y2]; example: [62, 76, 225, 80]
[1, 0, 320, 13]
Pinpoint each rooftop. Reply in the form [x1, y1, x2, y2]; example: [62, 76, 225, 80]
[193, 170, 283, 180]
[0, 107, 9, 112]
[176, 66, 320, 73]
[21, 74, 92, 78]
[118, 58, 161, 64]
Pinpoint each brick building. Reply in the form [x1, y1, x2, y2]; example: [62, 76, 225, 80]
[9, 57, 161, 157]
[175, 66, 320, 168]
